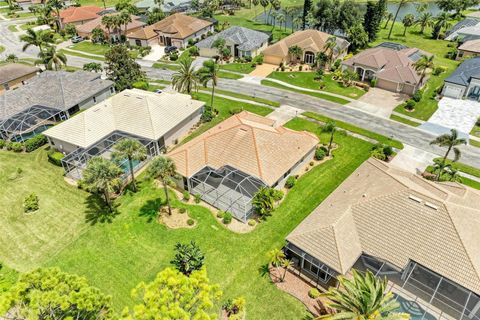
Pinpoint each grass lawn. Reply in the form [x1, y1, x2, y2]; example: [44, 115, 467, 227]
[220, 63, 255, 74]
[303, 111, 404, 149]
[374, 22, 460, 121]
[211, 88, 280, 107]
[434, 159, 480, 177]
[470, 139, 480, 148]
[268, 72, 366, 99]
[0, 45, 4, 54]
[70, 41, 110, 56]
[61, 49, 105, 61]
[152, 62, 181, 71]
[389, 114, 421, 127]
[7, 24, 17, 32]
[261, 79, 351, 105]
[461, 177, 480, 190]
[218, 70, 243, 80]
[471, 124, 480, 138]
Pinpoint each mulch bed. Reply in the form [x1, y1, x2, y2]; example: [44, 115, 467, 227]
[158, 208, 196, 229]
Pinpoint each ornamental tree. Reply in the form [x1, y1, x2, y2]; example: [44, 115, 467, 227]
[171, 241, 205, 276]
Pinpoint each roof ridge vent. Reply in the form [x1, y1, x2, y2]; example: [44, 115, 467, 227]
[408, 195, 422, 203]
[425, 202, 438, 210]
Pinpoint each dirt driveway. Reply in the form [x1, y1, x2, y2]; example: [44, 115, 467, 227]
[348, 88, 408, 117]
[249, 63, 278, 77]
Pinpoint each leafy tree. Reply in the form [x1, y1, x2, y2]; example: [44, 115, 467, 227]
[338, 0, 362, 33]
[171, 241, 205, 276]
[91, 27, 106, 43]
[124, 268, 222, 320]
[288, 45, 303, 62]
[105, 45, 145, 91]
[83, 62, 103, 73]
[147, 156, 177, 215]
[302, 0, 312, 29]
[64, 23, 77, 36]
[197, 59, 220, 111]
[37, 45, 67, 70]
[414, 54, 434, 85]
[311, 0, 336, 33]
[252, 187, 283, 218]
[323, 36, 337, 68]
[436, 0, 479, 17]
[415, 12, 433, 34]
[363, 1, 379, 42]
[115, 0, 138, 14]
[434, 11, 451, 39]
[402, 13, 415, 36]
[388, 0, 409, 40]
[112, 138, 147, 192]
[346, 23, 369, 52]
[322, 120, 337, 155]
[147, 7, 165, 24]
[172, 57, 199, 94]
[5, 54, 18, 63]
[0, 268, 114, 319]
[430, 129, 466, 181]
[212, 38, 230, 60]
[319, 269, 409, 320]
[82, 157, 122, 211]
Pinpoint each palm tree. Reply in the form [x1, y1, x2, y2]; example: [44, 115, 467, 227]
[102, 15, 115, 41]
[47, 0, 65, 30]
[252, 0, 259, 16]
[197, 60, 220, 111]
[82, 157, 123, 212]
[293, 16, 302, 31]
[322, 120, 336, 156]
[281, 258, 293, 282]
[288, 45, 302, 63]
[434, 12, 451, 39]
[260, 0, 269, 23]
[270, 11, 278, 29]
[430, 129, 466, 181]
[283, 6, 295, 33]
[112, 138, 147, 192]
[277, 13, 286, 31]
[402, 14, 415, 36]
[388, 0, 409, 39]
[118, 10, 132, 38]
[383, 12, 393, 29]
[414, 54, 434, 85]
[147, 156, 177, 216]
[171, 58, 199, 94]
[323, 36, 337, 68]
[38, 46, 67, 70]
[319, 269, 409, 320]
[415, 12, 433, 34]
[20, 29, 53, 53]
[267, 248, 285, 279]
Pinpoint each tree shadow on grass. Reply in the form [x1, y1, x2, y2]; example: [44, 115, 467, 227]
[84, 194, 120, 225]
[258, 263, 270, 278]
[139, 198, 162, 223]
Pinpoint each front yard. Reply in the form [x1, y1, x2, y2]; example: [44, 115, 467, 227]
[220, 63, 255, 74]
[69, 41, 111, 55]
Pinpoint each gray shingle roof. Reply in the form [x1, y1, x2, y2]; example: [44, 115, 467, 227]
[444, 57, 480, 86]
[195, 26, 269, 51]
[0, 63, 40, 85]
[0, 71, 113, 121]
[447, 18, 480, 36]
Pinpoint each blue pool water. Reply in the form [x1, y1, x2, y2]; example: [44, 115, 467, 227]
[395, 295, 437, 320]
[116, 159, 141, 174]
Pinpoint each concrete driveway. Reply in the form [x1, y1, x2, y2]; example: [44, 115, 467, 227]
[249, 63, 278, 77]
[142, 44, 165, 61]
[267, 105, 302, 127]
[347, 88, 408, 118]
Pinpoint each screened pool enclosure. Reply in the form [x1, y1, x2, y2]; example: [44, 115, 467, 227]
[188, 165, 266, 222]
[61, 131, 162, 180]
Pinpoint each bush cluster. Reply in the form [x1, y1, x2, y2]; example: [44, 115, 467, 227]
[412, 90, 423, 102]
[24, 134, 47, 152]
[404, 99, 416, 111]
[247, 219, 256, 226]
[7, 141, 24, 152]
[285, 176, 297, 189]
[47, 149, 64, 166]
[23, 193, 39, 213]
[223, 211, 232, 224]
[194, 194, 201, 204]
[315, 147, 326, 160]
[187, 218, 195, 226]
[308, 288, 320, 299]
[182, 191, 191, 201]
[371, 143, 394, 161]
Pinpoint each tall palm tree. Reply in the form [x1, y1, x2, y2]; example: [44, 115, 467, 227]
[171, 58, 199, 94]
[118, 10, 132, 38]
[82, 157, 123, 212]
[260, 0, 269, 23]
[402, 13, 415, 36]
[323, 36, 337, 68]
[283, 6, 295, 33]
[430, 129, 466, 181]
[388, 0, 409, 39]
[267, 248, 285, 278]
[47, 0, 65, 30]
[270, 11, 278, 29]
[197, 60, 220, 111]
[434, 12, 451, 39]
[319, 269, 409, 320]
[20, 29, 53, 53]
[414, 54, 434, 85]
[277, 13, 286, 31]
[415, 12, 433, 34]
[293, 16, 302, 31]
[322, 120, 336, 156]
[112, 138, 147, 192]
[101, 15, 115, 41]
[383, 12, 393, 29]
[147, 156, 177, 216]
[38, 45, 67, 70]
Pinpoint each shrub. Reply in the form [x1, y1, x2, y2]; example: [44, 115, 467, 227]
[432, 66, 446, 76]
[370, 79, 377, 87]
[201, 106, 215, 122]
[253, 53, 263, 65]
[0, 139, 5, 149]
[299, 65, 303, 71]
[47, 150, 64, 166]
[179, 207, 186, 214]
[194, 193, 201, 203]
[315, 147, 326, 160]
[187, 218, 195, 226]
[247, 219, 256, 226]
[229, 107, 243, 115]
[314, 69, 324, 80]
[24, 134, 47, 152]
[8, 142, 24, 152]
[170, 52, 178, 61]
[371, 148, 386, 160]
[223, 211, 232, 224]
[308, 288, 320, 299]
[285, 176, 296, 189]
[412, 89, 423, 102]
[132, 81, 149, 90]
[23, 193, 39, 213]
[404, 99, 416, 111]
[216, 210, 225, 218]
[188, 45, 199, 56]
[183, 191, 191, 201]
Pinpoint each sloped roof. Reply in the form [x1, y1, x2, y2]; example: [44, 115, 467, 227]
[195, 26, 269, 51]
[126, 25, 158, 40]
[76, 13, 145, 34]
[59, 6, 102, 24]
[262, 29, 349, 58]
[0, 71, 112, 121]
[135, 0, 190, 12]
[43, 89, 204, 148]
[0, 63, 40, 85]
[150, 13, 213, 39]
[167, 111, 319, 185]
[444, 57, 480, 86]
[445, 25, 480, 41]
[459, 39, 480, 53]
[447, 18, 479, 37]
[287, 158, 480, 295]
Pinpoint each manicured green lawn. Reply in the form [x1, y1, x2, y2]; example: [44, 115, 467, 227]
[434, 159, 480, 177]
[389, 114, 421, 127]
[471, 124, 480, 138]
[220, 63, 255, 74]
[268, 72, 366, 99]
[70, 41, 110, 55]
[61, 49, 105, 61]
[212, 88, 280, 107]
[470, 139, 480, 148]
[261, 79, 351, 105]
[7, 24, 17, 32]
[0, 264, 17, 295]
[152, 62, 181, 71]
[218, 70, 243, 79]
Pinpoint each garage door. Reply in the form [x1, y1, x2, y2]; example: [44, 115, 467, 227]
[443, 85, 463, 99]
[263, 55, 283, 65]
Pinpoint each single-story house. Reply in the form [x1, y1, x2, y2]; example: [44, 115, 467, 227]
[446, 18, 479, 38]
[127, 13, 214, 48]
[286, 158, 480, 320]
[195, 26, 270, 59]
[167, 111, 319, 222]
[445, 24, 480, 42]
[135, 0, 192, 13]
[76, 13, 145, 41]
[0, 63, 40, 93]
[457, 39, 480, 60]
[44, 89, 204, 180]
[59, 6, 103, 27]
[262, 29, 349, 66]
[342, 44, 431, 95]
[466, 11, 480, 20]
[442, 57, 480, 100]
[0, 71, 114, 142]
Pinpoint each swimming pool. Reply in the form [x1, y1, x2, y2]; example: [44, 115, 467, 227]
[395, 295, 437, 320]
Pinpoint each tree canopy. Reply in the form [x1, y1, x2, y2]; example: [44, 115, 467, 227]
[105, 45, 145, 91]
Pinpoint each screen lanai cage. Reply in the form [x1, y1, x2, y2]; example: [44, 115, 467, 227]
[188, 165, 266, 222]
[61, 131, 162, 181]
[0, 105, 68, 142]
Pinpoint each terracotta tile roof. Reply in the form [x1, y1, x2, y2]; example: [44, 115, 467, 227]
[60, 6, 102, 24]
[76, 13, 145, 34]
[287, 158, 480, 295]
[150, 13, 213, 39]
[167, 111, 319, 185]
[0, 63, 40, 85]
[262, 29, 349, 58]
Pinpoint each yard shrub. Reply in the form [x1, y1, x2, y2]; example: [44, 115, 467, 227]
[370, 79, 377, 87]
[187, 218, 195, 226]
[47, 150, 64, 166]
[371, 148, 386, 160]
[182, 191, 191, 201]
[371, 143, 393, 161]
[201, 106, 215, 122]
[308, 288, 320, 299]
[8, 142, 24, 152]
[247, 219, 256, 226]
[252, 187, 283, 218]
[216, 210, 225, 218]
[404, 99, 416, 111]
[432, 66, 446, 76]
[179, 208, 186, 214]
[188, 46, 199, 56]
[253, 54, 263, 65]
[315, 147, 326, 160]
[132, 81, 149, 90]
[412, 90, 423, 102]
[23, 193, 39, 213]
[169, 52, 178, 61]
[194, 194, 201, 203]
[223, 212, 232, 224]
[24, 134, 47, 152]
[0, 139, 5, 149]
[285, 176, 296, 189]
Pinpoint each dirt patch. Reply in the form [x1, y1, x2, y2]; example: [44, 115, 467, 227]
[158, 207, 196, 229]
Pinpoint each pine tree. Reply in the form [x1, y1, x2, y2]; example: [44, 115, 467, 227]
[302, 0, 312, 30]
[363, 1, 378, 42]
